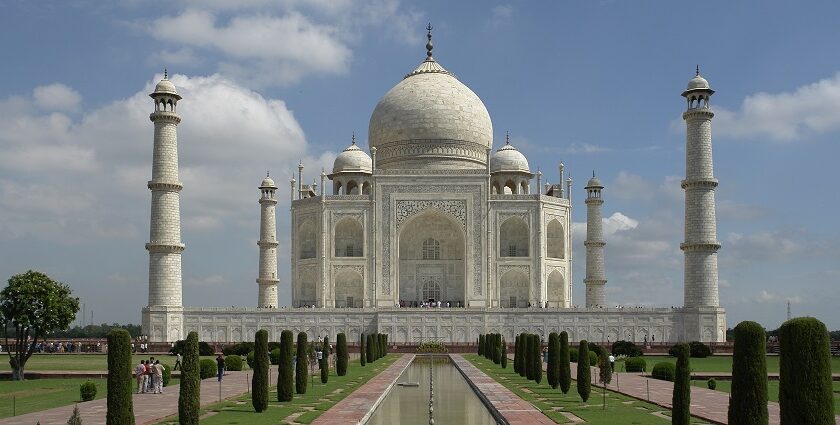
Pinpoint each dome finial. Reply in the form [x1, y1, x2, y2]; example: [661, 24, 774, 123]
[696, 64, 700, 76]
[266, 170, 270, 177]
[505, 130, 510, 145]
[351, 131, 356, 145]
[426, 22, 434, 59]
[164, 68, 168, 79]
[592, 170, 596, 178]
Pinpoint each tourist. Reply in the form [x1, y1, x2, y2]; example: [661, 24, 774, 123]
[216, 353, 225, 381]
[152, 360, 163, 394]
[174, 352, 182, 370]
[608, 353, 615, 372]
[135, 360, 146, 393]
[144, 359, 153, 393]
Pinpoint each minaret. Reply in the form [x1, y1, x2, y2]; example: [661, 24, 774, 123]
[680, 67, 720, 309]
[146, 71, 185, 310]
[584, 172, 606, 308]
[257, 173, 279, 308]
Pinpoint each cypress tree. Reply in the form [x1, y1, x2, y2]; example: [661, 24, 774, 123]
[501, 337, 508, 368]
[336, 333, 348, 376]
[728, 321, 768, 425]
[360, 333, 366, 366]
[278, 330, 294, 402]
[533, 335, 542, 384]
[178, 331, 200, 425]
[378, 334, 384, 359]
[576, 340, 591, 402]
[295, 332, 308, 394]
[559, 331, 571, 394]
[672, 343, 691, 425]
[517, 334, 526, 377]
[366, 334, 374, 363]
[513, 334, 520, 374]
[478, 334, 484, 356]
[320, 336, 329, 384]
[524, 334, 533, 380]
[779, 317, 834, 425]
[547, 332, 559, 389]
[252, 329, 269, 412]
[598, 350, 612, 385]
[106, 328, 134, 425]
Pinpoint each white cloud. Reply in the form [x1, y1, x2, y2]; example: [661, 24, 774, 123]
[755, 290, 802, 304]
[724, 231, 801, 266]
[611, 171, 655, 201]
[715, 72, 840, 142]
[564, 143, 612, 154]
[32, 83, 82, 112]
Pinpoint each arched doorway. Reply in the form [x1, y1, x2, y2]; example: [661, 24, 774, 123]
[547, 269, 566, 307]
[334, 269, 363, 308]
[499, 269, 529, 308]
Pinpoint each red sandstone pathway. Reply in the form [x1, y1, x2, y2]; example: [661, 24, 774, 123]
[451, 354, 555, 425]
[312, 354, 414, 425]
[0, 369, 258, 425]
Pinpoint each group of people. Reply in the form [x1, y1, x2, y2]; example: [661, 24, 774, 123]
[397, 300, 460, 308]
[135, 357, 165, 394]
[29, 341, 103, 353]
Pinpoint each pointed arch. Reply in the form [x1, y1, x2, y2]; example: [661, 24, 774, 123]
[298, 219, 317, 259]
[547, 269, 565, 307]
[346, 180, 359, 195]
[547, 219, 565, 259]
[334, 269, 363, 308]
[334, 217, 363, 257]
[499, 216, 529, 257]
[499, 269, 529, 308]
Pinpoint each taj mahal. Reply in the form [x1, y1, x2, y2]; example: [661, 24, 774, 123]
[142, 29, 726, 344]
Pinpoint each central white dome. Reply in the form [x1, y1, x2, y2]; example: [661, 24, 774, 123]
[368, 51, 493, 169]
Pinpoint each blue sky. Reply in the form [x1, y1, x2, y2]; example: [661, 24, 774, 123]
[1, 0, 838, 330]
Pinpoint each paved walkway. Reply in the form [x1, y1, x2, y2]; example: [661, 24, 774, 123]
[451, 354, 555, 425]
[0, 370, 255, 425]
[312, 354, 414, 424]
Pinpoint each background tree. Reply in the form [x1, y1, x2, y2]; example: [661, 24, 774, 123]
[576, 340, 591, 402]
[779, 317, 834, 425]
[365, 334, 374, 363]
[320, 336, 329, 384]
[252, 329, 269, 412]
[1, 270, 80, 380]
[728, 321, 768, 425]
[295, 332, 308, 394]
[559, 331, 571, 394]
[178, 331, 200, 425]
[478, 334, 484, 355]
[501, 336, 508, 368]
[360, 333, 366, 366]
[336, 333, 348, 376]
[598, 350, 612, 385]
[105, 328, 133, 425]
[513, 334, 521, 374]
[524, 334, 534, 380]
[278, 330, 294, 402]
[532, 335, 542, 384]
[672, 343, 691, 425]
[547, 332, 559, 389]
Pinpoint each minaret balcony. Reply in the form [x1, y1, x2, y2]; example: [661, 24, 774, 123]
[149, 111, 181, 123]
[682, 109, 714, 120]
[679, 242, 721, 252]
[681, 178, 718, 189]
[257, 240, 279, 248]
[145, 242, 185, 253]
[148, 180, 183, 191]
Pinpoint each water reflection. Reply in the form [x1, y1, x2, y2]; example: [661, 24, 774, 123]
[367, 356, 498, 425]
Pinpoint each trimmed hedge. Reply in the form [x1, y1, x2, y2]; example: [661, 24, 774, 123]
[178, 331, 200, 425]
[295, 332, 308, 394]
[199, 359, 216, 380]
[532, 335, 542, 384]
[270, 348, 281, 365]
[576, 340, 591, 402]
[320, 336, 329, 384]
[170, 340, 214, 356]
[547, 332, 559, 389]
[524, 334, 534, 380]
[360, 333, 366, 367]
[162, 363, 172, 387]
[569, 348, 598, 366]
[225, 355, 243, 371]
[252, 329, 269, 412]
[80, 380, 97, 401]
[106, 328, 134, 425]
[501, 337, 508, 368]
[513, 335, 521, 375]
[222, 342, 255, 356]
[278, 330, 294, 402]
[728, 321, 768, 424]
[651, 362, 675, 382]
[707, 378, 717, 390]
[669, 341, 711, 358]
[672, 343, 691, 425]
[336, 333, 348, 376]
[611, 340, 642, 357]
[624, 357, 646, 373]
[478, 334, 485, 356]
[365, 334, 374, 363]
[779, 317, 834, 425]
[558, 331, 571, 394]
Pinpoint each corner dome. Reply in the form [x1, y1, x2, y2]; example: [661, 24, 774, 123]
[490, 140, 530, 173]
[260, 175, 276, 188]
[332, 140, 372, 174]
[368, 35, 492, 170]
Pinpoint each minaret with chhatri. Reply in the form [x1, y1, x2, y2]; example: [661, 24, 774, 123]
[257, 172, 279, 308]
[584, 172, 606, 308]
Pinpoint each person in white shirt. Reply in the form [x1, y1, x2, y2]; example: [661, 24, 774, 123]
[608, 354, 615, 372]
[135, 360, 146, 393]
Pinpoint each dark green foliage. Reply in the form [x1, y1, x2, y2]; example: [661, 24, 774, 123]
[336, 333, 348, 376]
[588, 341, 605, 358]
[728, 321, 768, 425]
[246, 351, 254, 368]
[513, 335, 521, 374]
[68, 404, 82, 425]
[651, 362, 675, 381]
[558, 331, 571, 394]
[269, 348, 281, 365]
[105, 328, 133, 425]
[598, 351, 612, 385]
[624, 357, 646, 372]
[80, 380, 97, 401]
[222, 341, 254, 356]
[320, 336, 329, 384]
[576, 340, 591, 402]
[169, 340, 214, 356]
[524, 334, 534, 380]
[532, 335, 542, 384]
[295, 332, 308, 394]
[478, 334, 484, 356]
[707, 378, 717, 390]
[611, 340, 642, 357]
[492, 334, 501, 364]
[252, 329, 269, 412]
[569, 347, 598, 366]
[199, 359, 216, 380]
[779, 317, 835, 425]
[224, 355, 243, 371]
[278, 330, 294, 402]
[162, 363, 171, 386]
[669, 341, 711, 358]
[178, 331, 200, 425]
[672, 343, 691, 425]
[365, 334, 374, 363]
[501, 337, 507, 368]
[360, 333, 366, 367]
[547, 332, 559, 389]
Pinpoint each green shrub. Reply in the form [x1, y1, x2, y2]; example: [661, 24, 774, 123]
[669, 341, 711, 358]
[360, 333, 366, 367]
[199, 359, 216, 380]
[598, 351, 612, 385]
[516, 334, 526, 377]
[366, 334, 374, 363]
[611, 340, 643, 357]
[295, 332, 308, 394]
[576, 340, 591, 402]
[532, 335, 542, 384]
[320, 336, 329, 384]
[246, 351, 255, 368]
[624, 357, 646, 373]
[172, 339, 214, 356]
[417, 341, 448, 353]
[106, 328, 134, 425]
[779, 317, 834, 425]
[672, 343, 691, 425]
[222, 342, 254, 356]
[547, 332, 559, 388]
[162, 363, 171, 386]
[270, 348, 281, 365]
[278, 330, 294, 402]
[252, 329, 269, 412]
[80, 380, 97, 401]
[707, 378, 716, 390]
[68, 404, 82, 425]
[728, 321, 767, 424]
[513, 335, 521, 374]
[651, 362, 676, 382]
[224, 355, 243, 371]
[178, 331, 200, 425]
[558, 331, 571, 394]
[336, 333, 348, 376]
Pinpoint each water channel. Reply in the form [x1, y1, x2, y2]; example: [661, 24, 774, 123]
[367, 356, 498, 425]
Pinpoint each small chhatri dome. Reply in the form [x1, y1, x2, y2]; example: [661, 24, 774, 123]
[151, 69, 181, 99]
[332, 134, 372, 174]
[260, 172, 277, 189]
[490, 133, 530, 173]
[585, 172, 603, 189]
[683, 65, 714, 96]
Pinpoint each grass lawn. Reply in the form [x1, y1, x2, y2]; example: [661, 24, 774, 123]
[0, 354, 217, 372]
[617, 355, 840, 374]
[464, 354, 713, 424]
[692, 379, 840, 413]
[155, 354, 399, 425]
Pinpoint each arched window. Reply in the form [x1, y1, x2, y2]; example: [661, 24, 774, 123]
[333, 180, 342, 195]
[298, 220, 316, 259]
[499, 217, 529, 257]
[422, 280, 441, 301]
[346, 180, 358, 195]
[361, 181, 370, 195]
[334, 218, 363, 257]
[422, 238, 440, 260]
[547, 219, 565, 259]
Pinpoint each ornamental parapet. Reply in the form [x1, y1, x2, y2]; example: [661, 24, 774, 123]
[323, 195, 371, 201]
[583, 240, 606, 247]
[584, 198, 604, 205]
[681, 178, 718, 189]
[257, 240, 279, 248]
[145, 242, 185, 253]
[149, 111, 182, 123]
[148, 180, 183, 191]
[680, 242, 721, 252]
[682, 109, 714, 120]
[256, 277, 280, 285]
[583, 279, 607, 285]
[259, 198, 278, 205]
